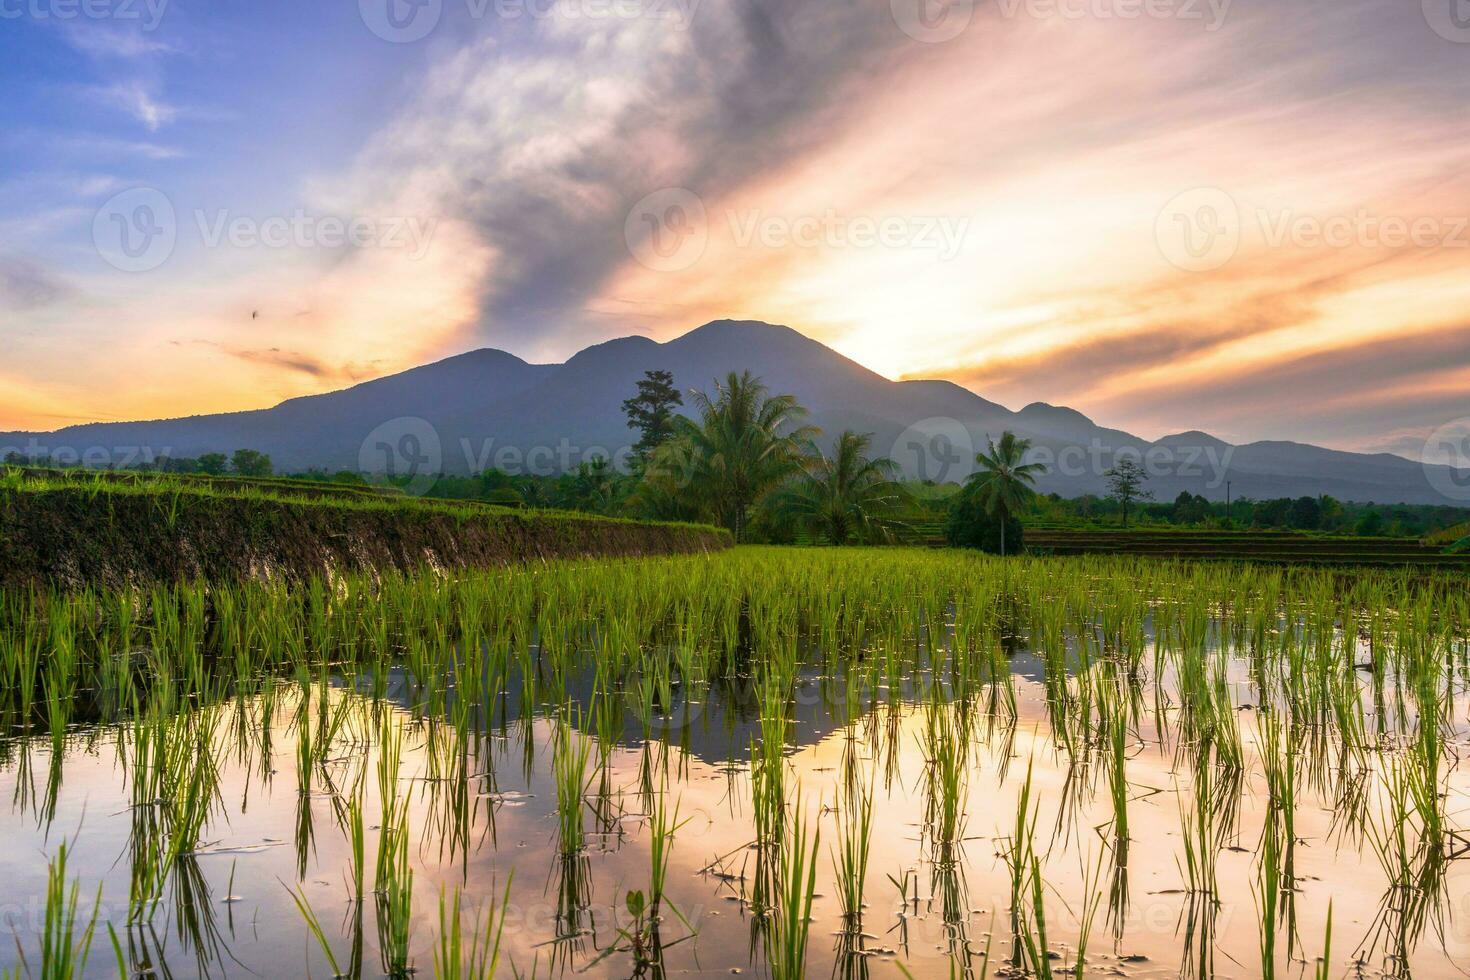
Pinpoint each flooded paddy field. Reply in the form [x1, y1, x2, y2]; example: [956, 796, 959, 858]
[1, 548, 1468, 979]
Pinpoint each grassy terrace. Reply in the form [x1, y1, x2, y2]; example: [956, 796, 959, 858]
[1024, 527, 1470, 567]
[1, 465, 404, 500]
[884, 514, 1470, 567]
[0, 467, 731, 590]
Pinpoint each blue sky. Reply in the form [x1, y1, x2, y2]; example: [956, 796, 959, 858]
[3, 1, 421, 262]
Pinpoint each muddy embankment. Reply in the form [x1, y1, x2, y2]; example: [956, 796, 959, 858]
[0, 488, 732, 590]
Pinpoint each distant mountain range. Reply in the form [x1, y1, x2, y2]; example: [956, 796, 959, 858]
[4, 319, 1465, 505]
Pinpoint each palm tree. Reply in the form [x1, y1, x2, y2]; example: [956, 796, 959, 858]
[516, 478, 553, 509]
[785, 431, 902, 544]
[649, 371, 818, 540]
[963, 431, 1046, 556]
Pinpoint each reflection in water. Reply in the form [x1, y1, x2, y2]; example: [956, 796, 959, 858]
[0, 551, 1468, 978]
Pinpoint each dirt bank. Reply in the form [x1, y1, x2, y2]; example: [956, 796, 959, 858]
[0, 487, 732, 590]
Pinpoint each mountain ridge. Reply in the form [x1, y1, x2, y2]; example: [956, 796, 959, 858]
[2, 319, 1463, 505]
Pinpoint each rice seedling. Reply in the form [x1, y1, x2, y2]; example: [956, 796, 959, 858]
[376, 806, 416, 978]
[646, 790, 689, 928]
[1016, 849, 1055, 980]
[286, 883, 344, 978]
[551, 711, 594, 856]
[920, 692, 969, 860]
[832, 766, 873, 934]
[1314, 901, 1333, 980]
[750, 684, 789, 849]
[594, 790, 694, 975]
[346, 774, 368, 902]
[1176, 758, 1221, 900]
[433, 874, 512, 980]
[1, 543, 1468, 978]
[12, 841, 102, 980]
[1071, 849, 1105, 979]
[1104, 701, 1130, 845]
[1002, 760, 1060, 976]
[375, 717, 405, 884]
[765, 802, 820, 980]
[1254, 803, 1283, 980]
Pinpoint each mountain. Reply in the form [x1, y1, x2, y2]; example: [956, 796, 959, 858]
[3, 319, 1465, 505]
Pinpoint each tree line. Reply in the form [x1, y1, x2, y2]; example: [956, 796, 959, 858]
[408, 369, 1044, 550]
[12, 367, 1467, 544]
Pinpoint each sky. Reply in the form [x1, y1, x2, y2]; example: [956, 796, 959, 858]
[2, 0, 1468, 458]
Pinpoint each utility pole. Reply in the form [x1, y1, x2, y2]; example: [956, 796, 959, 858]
[1226, 481, 1232, 528]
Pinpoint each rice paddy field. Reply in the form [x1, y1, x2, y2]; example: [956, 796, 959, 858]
[1022, 530, 1470, 569]
[2, 548, 1469, 979]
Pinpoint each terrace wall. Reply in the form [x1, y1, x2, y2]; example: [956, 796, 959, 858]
[0, 488, 732, 590]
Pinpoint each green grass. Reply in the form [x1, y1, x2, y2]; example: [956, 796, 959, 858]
[0, 463, 726, 532]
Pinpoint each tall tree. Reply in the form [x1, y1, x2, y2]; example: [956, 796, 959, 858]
[1105, 457, 1152, 527]
[621, 370, 684, 465]
[230, 449, 273, 477]
[1289, 495, 1323, 530]
[784, 430, 901, 544]
[196, 453, 228, 475]
[963, 431, 1046, 556]
[648, 371, 817, 540]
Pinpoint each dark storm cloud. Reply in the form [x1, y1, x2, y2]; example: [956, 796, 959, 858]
[360, 0, 912, 345]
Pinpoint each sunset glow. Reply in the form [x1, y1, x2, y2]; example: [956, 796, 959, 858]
[3, 0, 1468, 456]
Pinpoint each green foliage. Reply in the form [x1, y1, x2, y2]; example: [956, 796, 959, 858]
[621, 369, 684, 464]
[743, 505, 801, 544]
[1288, 495, 1323, 529]
[964, 431, 1044, 555]
[1173, 491, 1211, 523]
[1103, 457, 1152, 527]
[433, 875, 511, 980]
[196, 453, 228, 475]
[229, 449, 273, 477]
[779, 430, 901, 544]
[1425, 520, 1470, 546]
[944, 487, 1022, 554]
[644, 370, 818, 540]
[1033, 489, 1468, 539]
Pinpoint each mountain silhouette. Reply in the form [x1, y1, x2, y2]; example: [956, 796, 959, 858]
[3, 319, 1463, 505]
